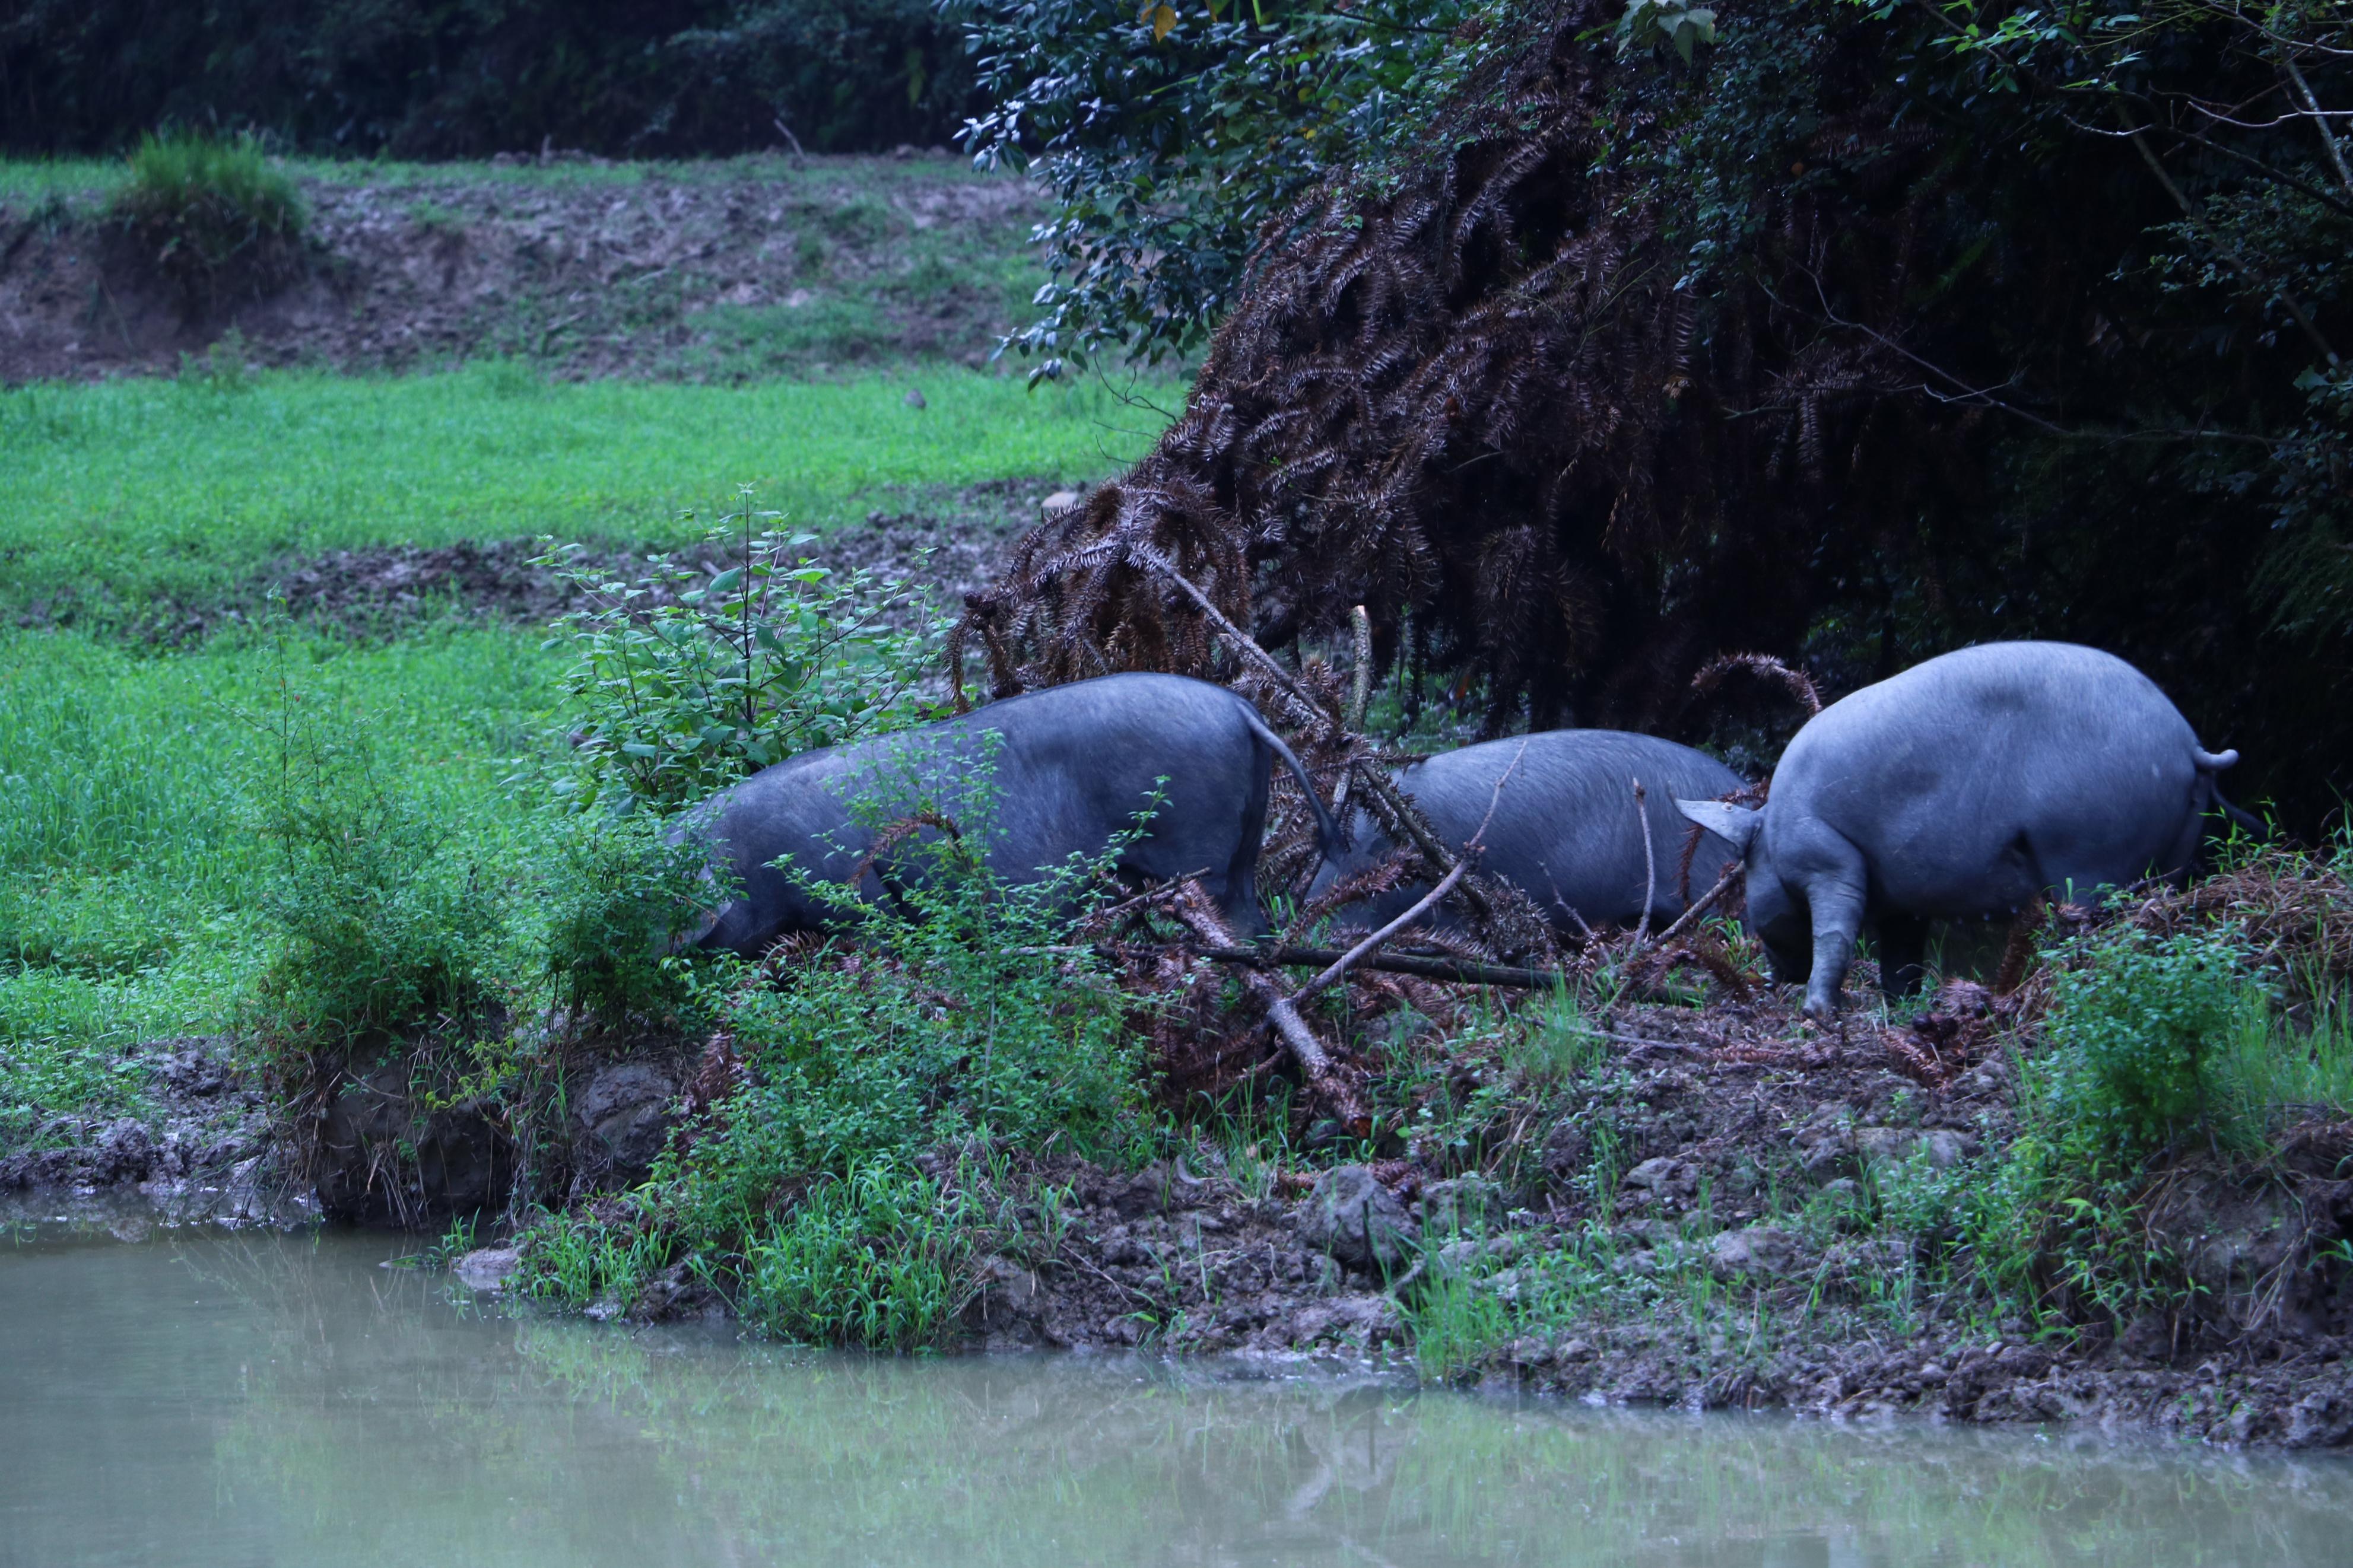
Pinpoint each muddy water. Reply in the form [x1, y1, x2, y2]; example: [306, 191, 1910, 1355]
[3, 1214, 2348, 1568]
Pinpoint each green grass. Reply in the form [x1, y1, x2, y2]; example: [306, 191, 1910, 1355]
[0, 622, 555, 1136]
[1, 364, 1155, 615]
[0, 151, 984, 203]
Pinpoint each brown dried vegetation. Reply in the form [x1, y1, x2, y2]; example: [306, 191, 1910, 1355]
[957, 1, 1973, 742]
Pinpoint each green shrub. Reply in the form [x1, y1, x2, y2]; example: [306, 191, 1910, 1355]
[540, 496, 945, 816]
[2044, 930, 2254, 1155]
[109, 129, 304, 298]
[542, 812, 729, 1029]
[516, 754, 1154, 1344]
[240, 665, 501, 1068]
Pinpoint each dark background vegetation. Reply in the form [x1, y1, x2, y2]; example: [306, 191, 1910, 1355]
[960, 0, 2353, 838]
[0, 0, 972, 155]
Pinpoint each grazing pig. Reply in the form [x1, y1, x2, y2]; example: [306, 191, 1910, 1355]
[1675, 641, 2253, 1018]
[1306, 731, 1748, 937]
[683, 673, 1339, 953]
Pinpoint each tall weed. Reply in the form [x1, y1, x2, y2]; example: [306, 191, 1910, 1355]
[239, 640, 501, 1071]
[109, 129, 304, 300]
[539, 495, 944, 815]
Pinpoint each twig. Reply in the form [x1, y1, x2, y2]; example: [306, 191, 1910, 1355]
[1648, 862, 1744, 950]
[1292, 863, 1468, 1006]
[1332, 604, 1373, 818]
[1088, 869, 1211, 928]
[1289, 739, 1520, 1004]
[771, 117, 807, 166]
[1127, 544, 1491, 922]
[2282, 51, 2353, 205]
[1345, 604, 1373, 731]
[1128, 542, 1326, 729]
[1170, 881, 1366, 1124]
[1186, 944, 1567, 990]
[2120, 106, 2341, 368]
[1630, 779, 1656, 952]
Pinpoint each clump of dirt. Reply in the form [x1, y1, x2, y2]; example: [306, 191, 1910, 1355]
[0, 155, 1041, 383]
[955, 1157, 1410, 1358]
[0, 1036, 297, 1225]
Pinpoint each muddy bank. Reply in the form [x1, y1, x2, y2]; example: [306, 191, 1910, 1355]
[16, 993, 2352, 1448]
[0, 155, 1041, 384]
[0, 1036, 302, 1227]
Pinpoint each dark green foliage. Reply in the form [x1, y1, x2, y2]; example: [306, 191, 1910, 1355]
[109, 130, 304, 301]
[542, 815, 727, 1029]
[2, 1, 972, 158]
[540, 504, 945, 816]
[516, 761, 1151, 1343]
[953, 0, 1513, 376]
[2044, 930, 2252, 1156]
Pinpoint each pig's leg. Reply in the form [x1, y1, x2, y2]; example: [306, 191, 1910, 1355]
[1876, 912, 1929, 1002]
[1782, 825, 1869, 1019]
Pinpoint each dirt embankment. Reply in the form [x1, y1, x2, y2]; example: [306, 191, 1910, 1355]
[0, 154, 1042, 384]
[392, 972, 2342, 1449]
[18, 971, 2353, 1446]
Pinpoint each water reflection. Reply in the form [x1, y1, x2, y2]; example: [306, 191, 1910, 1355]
[1, 1216, 2345, 1567]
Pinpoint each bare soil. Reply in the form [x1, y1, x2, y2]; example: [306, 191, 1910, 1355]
[0, 155, 1042, 383]
[27, 975, 2353, 1445]
[938, 982, 2353, 1446]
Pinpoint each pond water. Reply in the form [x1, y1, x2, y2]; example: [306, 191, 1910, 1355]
[3, 1208, 2348, 1567]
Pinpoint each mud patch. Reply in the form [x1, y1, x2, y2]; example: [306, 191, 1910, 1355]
[0, 1036, 297, 1226]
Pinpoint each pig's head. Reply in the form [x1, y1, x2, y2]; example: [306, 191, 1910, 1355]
[1672, 799, 1808, 986]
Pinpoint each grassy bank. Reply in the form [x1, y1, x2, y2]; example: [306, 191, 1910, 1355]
[1, 151, 1087, 385]
[1, 365, 1152, 616]
[0, 344, 1155, 1148]
[0, 623, 554, 1137]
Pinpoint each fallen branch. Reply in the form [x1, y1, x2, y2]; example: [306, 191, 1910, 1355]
[1185, 944, 1567, 990]
[1126, 543, 1493, 924]
[1291, 738, 1520, 1003]
[1170, 881, 1368, 1125]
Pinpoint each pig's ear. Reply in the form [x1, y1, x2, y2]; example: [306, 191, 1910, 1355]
[1675, 799, 1761, 856]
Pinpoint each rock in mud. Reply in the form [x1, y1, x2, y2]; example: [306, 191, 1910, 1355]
[576, 1063, 678, 1176]
[1300, 1165, 1416, 1275]
[1622, 1157, 1696, 1202]
[1708, 1225, 1801, 1279]
[1421, 1176, 1507, 1238]
[453, 1247, 521, 1293]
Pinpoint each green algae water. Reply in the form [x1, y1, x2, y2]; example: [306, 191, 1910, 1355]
[2, 1212, 2346, 1567]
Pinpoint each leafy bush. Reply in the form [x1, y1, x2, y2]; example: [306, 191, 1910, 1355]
[540, 500, 944, 815]
[516, 754, 1154, 1343]
[2044, 930, 2254, 1156]
[541, 813, 731, 1029]
[953, 0, 1509, 375]
[240, 663, 500, 1067]
[109, 129, 303, 300]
